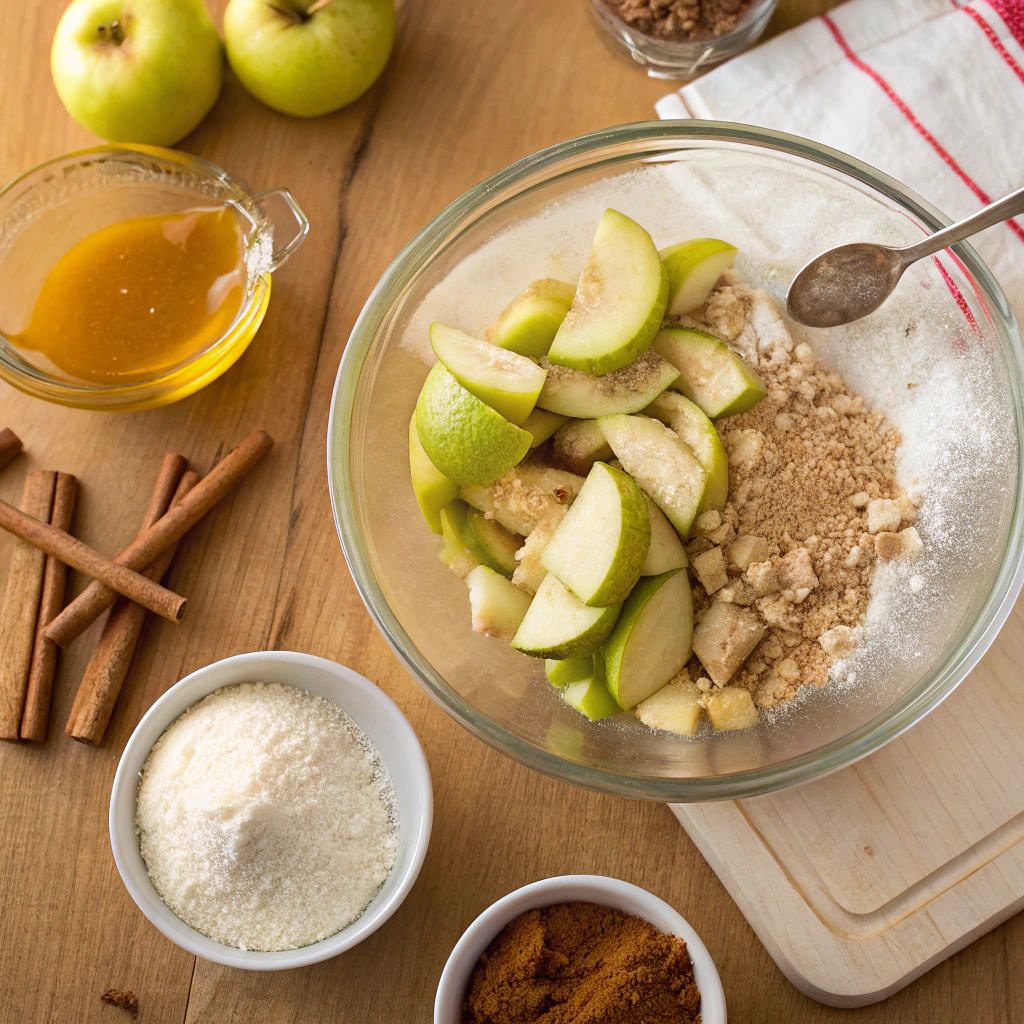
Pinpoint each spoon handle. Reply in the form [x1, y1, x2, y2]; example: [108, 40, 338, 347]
[899, 185, 1024, 265]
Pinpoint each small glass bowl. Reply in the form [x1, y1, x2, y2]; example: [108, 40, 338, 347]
[589, 0, 779, 79]
[0, 145, 308, 411]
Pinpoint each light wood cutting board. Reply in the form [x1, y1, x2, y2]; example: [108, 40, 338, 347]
[672, 593, 1024, 1007]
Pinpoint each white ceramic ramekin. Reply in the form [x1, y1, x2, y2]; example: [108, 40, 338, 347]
[109, 650, 432, 970]
[435, 874, 726, 1023]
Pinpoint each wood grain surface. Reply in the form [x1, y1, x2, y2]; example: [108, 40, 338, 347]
[0, 1, 1020, 1022]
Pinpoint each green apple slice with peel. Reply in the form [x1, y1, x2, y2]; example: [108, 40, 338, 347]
[540, 462, 650, 607]
[522, 408, 569, 448]
[645, 391, 729, 512]
[415, 363, 532, 486]
[512, 574, 621, 659]
[409, 415, 458, 534]
[598, 414, 707, 538]
[547, 209, 668, 375]
[537, 350, 679, 418]
[438, 503, 479, 578]
[430, 322, 547, 425]
[560, 654, 621, 721]
[659, 238, 737, 315]
[552, 418, 613, 475]
[654, 327, 767, 419]
[603, 569, 694, 710]
[545, 656, 594, 688]
[466, 565, 532, 641]
[486, 279, 575, 358]
[467, 506, 522, 577]
[642, 496, 687, 575]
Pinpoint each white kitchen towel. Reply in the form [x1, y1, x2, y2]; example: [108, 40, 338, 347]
[655, 0, 1024, 323]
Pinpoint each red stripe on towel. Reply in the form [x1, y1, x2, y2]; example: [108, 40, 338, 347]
[821, 13, 1024, 248]
[981, 0, 1024, 50]
[964, 5, 1024, 85]
[932, 257, 978, 331]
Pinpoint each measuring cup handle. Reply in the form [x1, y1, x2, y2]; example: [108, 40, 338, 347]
[252, 187, 309, 272]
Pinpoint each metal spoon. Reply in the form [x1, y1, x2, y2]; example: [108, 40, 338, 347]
[786, 185, 1024, 328]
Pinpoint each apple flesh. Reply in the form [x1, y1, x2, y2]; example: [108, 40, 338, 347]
[541, 462, 650, 607]
[654, 326, 767, 419]
[547, 209, 668, 375]
[486, 279, 575, 358]
[467, 506, 522, 577]
[466, 565, 532, 641]
[552, 419, 614, 475]
[51, 0, 223, 146]
[430, 322, 547, 426]
[511, 573, 621, 660]
[223, 0, 395, 117]
[522, 408, 568, 448]
[645, 391, 729, 512]
[409, 415, 457, 534]
[659, 238, 737, 316]
[545, 656, 594, 688]
[641, 496, 687, 575]
[635, 677, 703, 736]
[603, 569, 694, 710]
[537, 350, 679, 418]
[560, 654, 621, 721]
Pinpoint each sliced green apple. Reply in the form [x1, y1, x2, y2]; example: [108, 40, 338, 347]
[409, 415, 458, 534]
[603, 569, 694, 710]
[459, 456, 585, 537]
[415, 363, 532, 486]
[522, 407, 569, 448]
[467, 506, 523, 577]
[537, 350, 679, 418]
[561, 654, 621, 721]
[545, 656, 595, 688]
[552, 418, 614, 475]
[645, 391, 729, 512]
[547, 209, 668, 375]
[466, 564, 532, 641]
[540, 462, 650, 607]
[430, 322, 547, 425]
[511, 573, 621, 660]
[642, 496, 688, 575]
[485, 278, 575, 358]
[438, 502, 480, 578]
[598, 414, 707, 538]
[654, 326, 767, 419]
[659, 238, 737, 315]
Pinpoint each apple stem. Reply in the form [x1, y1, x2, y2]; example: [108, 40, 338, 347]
[305, 0, 333, 14]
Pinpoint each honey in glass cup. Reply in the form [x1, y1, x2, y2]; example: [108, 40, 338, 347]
[0, 145, 308, 410]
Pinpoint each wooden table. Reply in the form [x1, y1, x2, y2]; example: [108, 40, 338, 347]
[1, 1, 1019, 1021]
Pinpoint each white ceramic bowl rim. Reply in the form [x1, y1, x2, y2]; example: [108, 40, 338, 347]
[109, 650, 433, 970]
[434, 874, 726, 1024]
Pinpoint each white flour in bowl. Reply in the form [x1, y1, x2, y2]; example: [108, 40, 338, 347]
[136, 681, 399, 951]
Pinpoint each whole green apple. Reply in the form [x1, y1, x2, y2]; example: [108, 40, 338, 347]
[51, 0, 223, 146]
[223, 0, 395, 118]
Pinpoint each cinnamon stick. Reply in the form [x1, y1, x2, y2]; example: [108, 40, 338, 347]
[0, 428, 22, 473]
[47, 430, 273, 648]
[20, 474, 78, 743]
[0, 501, 186, 623]
[0, 471, 56, 740]
[67, 469, 199, 745]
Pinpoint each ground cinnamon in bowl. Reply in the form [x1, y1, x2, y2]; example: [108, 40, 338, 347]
[462, 902, 701, 1024]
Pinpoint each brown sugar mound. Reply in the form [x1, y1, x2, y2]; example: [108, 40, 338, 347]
[604, 0, 752, 40]
[680, 280, 922, 710]
[462, 902, 700, 1024]
[100, 989, 139, 1018]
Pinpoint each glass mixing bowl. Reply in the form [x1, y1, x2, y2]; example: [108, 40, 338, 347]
[328, 122, 1024, 801]
[0, 145, 308, 411]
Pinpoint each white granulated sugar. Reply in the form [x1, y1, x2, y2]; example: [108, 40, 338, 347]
[401, 156, 1019, 731]
[136, 682, 399, 951]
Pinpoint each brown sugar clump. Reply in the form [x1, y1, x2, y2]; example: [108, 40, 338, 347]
[604, 0, 752, 40]
[462, 902, 700, 1024]
[682, 280, 922, 711]
[100, 989, 139, 1018]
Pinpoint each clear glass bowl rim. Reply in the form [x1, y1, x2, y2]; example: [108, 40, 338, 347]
[328, 120, 1024, 802]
